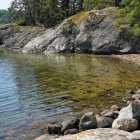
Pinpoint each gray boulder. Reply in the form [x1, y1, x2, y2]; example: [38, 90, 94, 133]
[79, 112, 97, 131]
[61, 118, 79, 134]
[112, 118, 138, 131]
[118, 102, 140, 127]
[96, 114, 114, 128]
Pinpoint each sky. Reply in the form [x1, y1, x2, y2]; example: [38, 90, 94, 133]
[0, 0, 12, 10]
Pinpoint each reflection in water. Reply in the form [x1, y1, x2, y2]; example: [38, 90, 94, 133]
[0, 51, 140, 139]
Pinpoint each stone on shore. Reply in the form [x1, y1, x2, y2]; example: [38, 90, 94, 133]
[96, 114, 114, 128]
[61, 118, 79, 134]
[112, 118, 138, 131]
[48, 124, 62, 134]
[110, 105, 120, 111]
[127, 90, 134, 94]
[102, 111, 119, 119]
[132, 94, 140, 100]
[79, 112, 97, 131]
[136, 89, 140, 94]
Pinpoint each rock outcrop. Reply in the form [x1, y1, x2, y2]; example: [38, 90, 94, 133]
[1, 7, 140, 54]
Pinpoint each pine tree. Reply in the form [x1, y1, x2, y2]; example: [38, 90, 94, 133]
[115, 0, 140, 37]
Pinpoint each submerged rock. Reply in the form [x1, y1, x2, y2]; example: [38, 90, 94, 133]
[112, 118, 138, 131]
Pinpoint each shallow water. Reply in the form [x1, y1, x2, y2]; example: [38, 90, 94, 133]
[0, 51, 140, 139]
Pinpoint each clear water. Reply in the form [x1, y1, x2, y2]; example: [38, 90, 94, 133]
[0, 51, 140, 139]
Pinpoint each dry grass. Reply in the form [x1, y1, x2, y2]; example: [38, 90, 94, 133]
[67, 11, 89, 23]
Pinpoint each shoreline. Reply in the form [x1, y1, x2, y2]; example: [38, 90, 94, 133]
[113, 54, 140, 66]
[35, 87, 140, 140]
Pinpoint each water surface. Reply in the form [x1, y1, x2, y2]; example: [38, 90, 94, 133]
[0, 51, 140, 139]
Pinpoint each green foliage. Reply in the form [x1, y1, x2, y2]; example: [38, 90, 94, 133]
[83, 0, 121, 11]
[9, 0, 85, 28]
[115, 0, 140, 37]
[16, 20, 27, 26]
[61, 19, 76, 35]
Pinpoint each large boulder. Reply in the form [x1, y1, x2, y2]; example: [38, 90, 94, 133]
[118, 102, 140, 127]
[112, 118, 138, 131]
[79, 112, 97, 131]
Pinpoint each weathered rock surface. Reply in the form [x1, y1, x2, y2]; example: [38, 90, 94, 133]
[112, 118, 138, 131]
[0, 25, 44, 52]
[35, 128, 140, 140]
[79, 112, 97, 131]
[1, 7, 140, 54]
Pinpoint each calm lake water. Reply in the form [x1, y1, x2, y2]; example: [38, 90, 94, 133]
[0, 51, 140, 139]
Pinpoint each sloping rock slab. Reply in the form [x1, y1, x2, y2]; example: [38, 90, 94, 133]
[35, 128, 137, 140]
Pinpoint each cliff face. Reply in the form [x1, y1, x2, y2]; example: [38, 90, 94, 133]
[0, 7, 140, 54]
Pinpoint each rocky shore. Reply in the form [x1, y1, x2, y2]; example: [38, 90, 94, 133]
[0, 7, 140, 54]
[35, 88, 140, 140]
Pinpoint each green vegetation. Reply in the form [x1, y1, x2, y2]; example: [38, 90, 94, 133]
[114, 0, 140, 38]
[2, 0, 139, 38]
[61, 19, 76, 35]
[8, 0, 121, 28]
[0, 10, 14, 25]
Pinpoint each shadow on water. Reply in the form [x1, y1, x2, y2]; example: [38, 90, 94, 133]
[0, 51, 140, 139]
